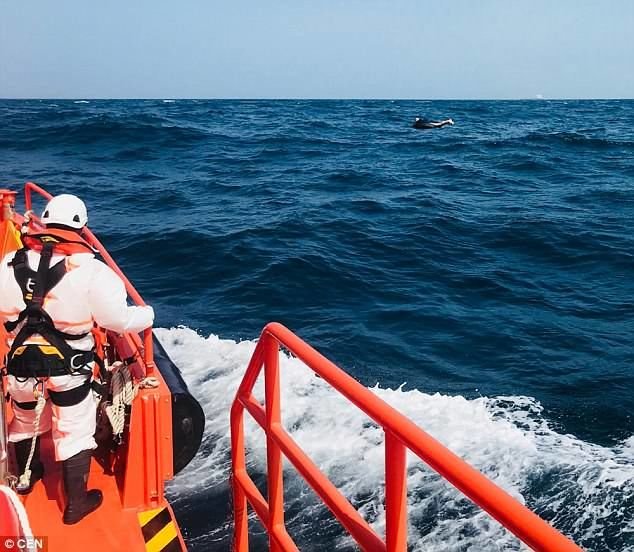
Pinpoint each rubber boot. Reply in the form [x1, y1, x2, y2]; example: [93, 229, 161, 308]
[13, 437, 44, 495]
[62, 450, 103, 525]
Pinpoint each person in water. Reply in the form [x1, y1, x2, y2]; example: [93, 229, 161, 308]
[0, 194, 154, 524]
[413, 116, 455, 129]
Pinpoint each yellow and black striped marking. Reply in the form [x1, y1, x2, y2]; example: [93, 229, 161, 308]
[138, 507, 183, 552]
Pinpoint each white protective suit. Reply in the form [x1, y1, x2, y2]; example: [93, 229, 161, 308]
[0, 248, 154, 461]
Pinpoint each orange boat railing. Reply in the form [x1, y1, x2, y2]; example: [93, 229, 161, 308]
[230, 322, 582, 551]
[23, 181, 155, 374]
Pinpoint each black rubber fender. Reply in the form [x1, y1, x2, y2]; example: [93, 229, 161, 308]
[153, 335, 205, 474]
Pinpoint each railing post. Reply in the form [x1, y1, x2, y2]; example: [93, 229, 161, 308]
[231, 402, 249, 552]
[265, 334, 284, 552]
[385, 431, 408, 552]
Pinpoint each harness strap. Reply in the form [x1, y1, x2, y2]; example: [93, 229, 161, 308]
[5, 308, 85, 337]
[9, 248, 65, 303]
[32, 242, 53, 305]
[48, 379, 92, 407]
[5, 243, 91, 377]
[12, 399, 39, 411]
[8, 348, 94, 379]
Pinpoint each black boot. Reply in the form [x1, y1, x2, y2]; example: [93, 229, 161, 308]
[13, 437, 44, 495]
[62, 450, 103, 525]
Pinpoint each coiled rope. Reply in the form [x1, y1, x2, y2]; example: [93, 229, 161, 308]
[105, 361, 158, 439]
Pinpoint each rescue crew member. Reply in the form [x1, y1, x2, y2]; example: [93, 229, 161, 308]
[0, 194, 154, 524]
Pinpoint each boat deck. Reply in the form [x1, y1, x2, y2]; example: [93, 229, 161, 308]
[19, 433, 147, 552]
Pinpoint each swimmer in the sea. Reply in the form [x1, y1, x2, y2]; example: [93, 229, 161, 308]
[413, 117, 454, 129]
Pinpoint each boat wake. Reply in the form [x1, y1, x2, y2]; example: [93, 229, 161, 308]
[158, 327, 634, 552]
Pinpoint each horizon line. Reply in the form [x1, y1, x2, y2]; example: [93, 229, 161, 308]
[1, 97, 633, 102]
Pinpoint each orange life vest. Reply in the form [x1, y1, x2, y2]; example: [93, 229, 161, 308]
[22, 226, 95, 256]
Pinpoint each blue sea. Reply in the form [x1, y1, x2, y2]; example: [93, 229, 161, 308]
[1, 99, 634, 551]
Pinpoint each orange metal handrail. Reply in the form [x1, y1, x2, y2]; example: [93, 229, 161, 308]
[231, 322, 582, 551]
[23, 181, 155, 373]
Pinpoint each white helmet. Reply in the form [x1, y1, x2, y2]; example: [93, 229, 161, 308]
[41, 194, 88, 229]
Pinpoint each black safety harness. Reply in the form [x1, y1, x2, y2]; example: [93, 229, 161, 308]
[5, 242, 96, 408]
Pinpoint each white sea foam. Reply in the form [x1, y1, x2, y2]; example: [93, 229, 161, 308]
[158, 327, 634, 551]
[73, 100, 90, 104]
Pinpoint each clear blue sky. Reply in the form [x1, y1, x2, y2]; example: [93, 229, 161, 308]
[1, 0, 632, 99]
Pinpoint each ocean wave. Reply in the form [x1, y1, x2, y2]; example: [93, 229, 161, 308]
[526, 131, 633, 149]
[484, 219, 634, 270]
[1, 113, 209, 150]
[160, 327, 633, 551]
[483, 131, 633, 151]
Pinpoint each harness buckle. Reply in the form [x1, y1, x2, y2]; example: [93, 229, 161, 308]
[70, 353, 87, 372]
[33, 379, 45, 399]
